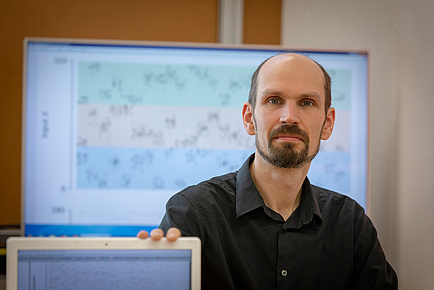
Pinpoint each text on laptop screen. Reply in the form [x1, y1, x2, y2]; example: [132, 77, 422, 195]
[17, 249, 191, 290]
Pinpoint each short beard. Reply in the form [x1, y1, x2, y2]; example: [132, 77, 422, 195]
[256, 124, 320, 169]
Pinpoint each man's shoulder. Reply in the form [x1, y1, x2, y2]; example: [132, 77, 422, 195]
[310, 184, 365, 216]
[173, 171, 238, 203]
[311, 184, 348, 199]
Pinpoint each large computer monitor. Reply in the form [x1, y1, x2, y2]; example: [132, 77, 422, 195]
[22, 38, 368, 236]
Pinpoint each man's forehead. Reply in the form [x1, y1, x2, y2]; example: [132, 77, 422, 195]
[257, 54, 325, 88]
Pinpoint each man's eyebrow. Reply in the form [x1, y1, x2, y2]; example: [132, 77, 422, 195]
[261, 89, 284, 96]
[300, 92, 322, 99]
[261, 89, 322, 99]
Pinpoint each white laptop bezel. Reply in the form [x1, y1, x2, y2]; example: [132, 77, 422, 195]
[6, 236, 201, 290]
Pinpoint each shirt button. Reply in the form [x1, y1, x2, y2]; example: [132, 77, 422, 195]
[281, 269, 288, 277]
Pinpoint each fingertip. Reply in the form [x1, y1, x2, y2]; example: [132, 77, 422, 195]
[166, 227, 181, 242]
[150, 228, 164, 241]
[137, 230, 149, 239]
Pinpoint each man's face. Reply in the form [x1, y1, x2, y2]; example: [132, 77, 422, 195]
[243, 54, 335, 169]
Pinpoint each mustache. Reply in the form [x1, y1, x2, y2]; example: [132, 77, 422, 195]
[268, 125, 309, 144]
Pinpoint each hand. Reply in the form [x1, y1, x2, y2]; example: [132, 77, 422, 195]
[137, 227, 181, 242]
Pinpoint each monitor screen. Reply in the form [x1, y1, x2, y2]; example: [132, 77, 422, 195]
[22, 38, 368, 237]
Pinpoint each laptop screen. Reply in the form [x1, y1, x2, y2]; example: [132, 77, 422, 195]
[17, 249, 192, 290]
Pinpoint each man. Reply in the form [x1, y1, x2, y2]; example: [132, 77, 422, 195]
[138, 53, 398, 289]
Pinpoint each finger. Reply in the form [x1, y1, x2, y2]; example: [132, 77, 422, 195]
[166, 227, 181, 242]
[150, 228, 164, 241]
[137, 230, 149, 239]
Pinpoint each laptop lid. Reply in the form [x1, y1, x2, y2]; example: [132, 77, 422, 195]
[6, 237, 201, 290]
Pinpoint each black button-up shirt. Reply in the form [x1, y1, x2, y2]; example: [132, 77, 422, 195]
[160, 154, 397, 289]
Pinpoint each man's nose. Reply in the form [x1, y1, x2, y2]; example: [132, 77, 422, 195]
[279, 103, 300, 125]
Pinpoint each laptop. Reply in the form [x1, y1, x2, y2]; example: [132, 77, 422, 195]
[6, 236, 201, 290]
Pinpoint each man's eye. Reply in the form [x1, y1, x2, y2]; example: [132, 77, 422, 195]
[268, 98, 280, 105]
[301, 100, 314, 106]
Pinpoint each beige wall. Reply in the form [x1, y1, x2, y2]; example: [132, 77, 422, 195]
[395, 1, 434, 287]
[282, 0, 434, 288]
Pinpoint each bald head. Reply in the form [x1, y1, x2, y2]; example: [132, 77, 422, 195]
[248, 53, 331, 113]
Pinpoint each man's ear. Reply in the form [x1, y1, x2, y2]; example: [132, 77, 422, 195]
[321, 107, 336, 140]
[242, 102, 256, 136]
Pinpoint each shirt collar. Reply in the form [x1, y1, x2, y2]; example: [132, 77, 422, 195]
[235, 154, 323, 226]
[236, 154, 263, 217]
[289, 178, 323, 228]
